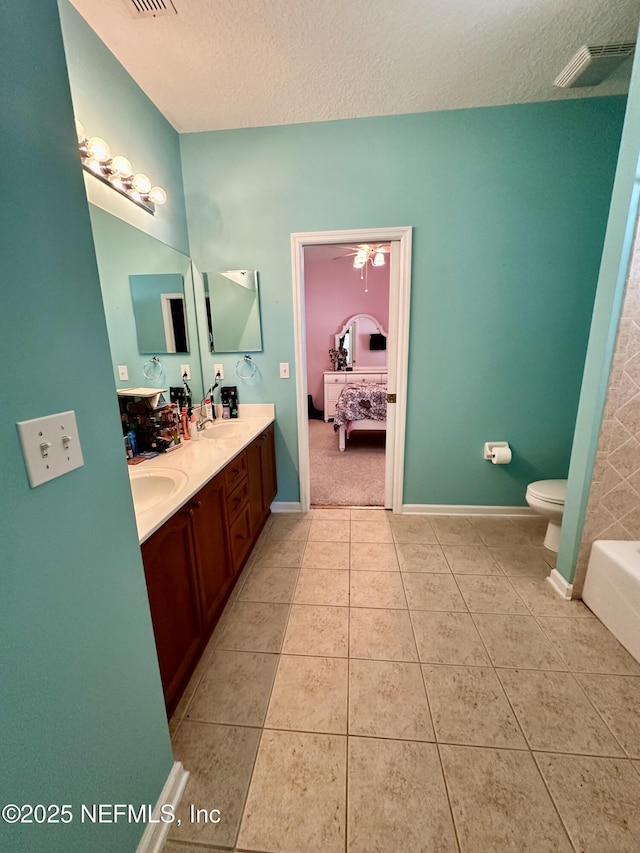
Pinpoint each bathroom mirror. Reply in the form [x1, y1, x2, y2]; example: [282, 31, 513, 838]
[335, 313, 387, 369]
[89, 205, 204, 400]
[129, 273, 189, 353]
[203, 270, 263, 352]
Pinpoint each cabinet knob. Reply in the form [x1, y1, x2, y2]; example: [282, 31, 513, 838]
[233, 496, 241, 504]
[237, 533, 246, 540]
[191, 500, 202, 510]
[181, 508, 194, 518]
[231, 467, 240, 475]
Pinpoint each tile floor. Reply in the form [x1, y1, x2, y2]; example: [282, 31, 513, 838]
[163, 510, 640, 853]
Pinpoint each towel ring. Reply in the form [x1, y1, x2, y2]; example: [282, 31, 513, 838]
[236, 354, 257, 381]
[143, 356, 163, 380]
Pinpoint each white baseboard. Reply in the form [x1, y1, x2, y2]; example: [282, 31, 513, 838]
[136, 761, 189, 853]
[401, 504, 536, 516]
[271, 501, 302, 512]
[546, 568, 574, 600]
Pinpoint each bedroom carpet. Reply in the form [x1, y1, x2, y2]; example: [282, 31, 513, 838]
[309, 419, 385, 506]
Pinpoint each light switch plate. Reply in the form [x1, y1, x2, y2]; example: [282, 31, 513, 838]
[280, 362, 290, 379]
[118, 365, 128, 380]
[17, 410, 84, 488]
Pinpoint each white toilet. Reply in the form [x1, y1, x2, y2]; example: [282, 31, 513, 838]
[525, 479, 567, 552]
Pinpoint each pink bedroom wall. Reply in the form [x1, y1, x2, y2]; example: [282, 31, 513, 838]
[304, 246, 390, 409]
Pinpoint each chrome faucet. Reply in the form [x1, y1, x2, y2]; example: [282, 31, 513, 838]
[197, 415, 216, 432]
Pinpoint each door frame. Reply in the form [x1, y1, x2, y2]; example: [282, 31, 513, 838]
[291, 226, 412, 513]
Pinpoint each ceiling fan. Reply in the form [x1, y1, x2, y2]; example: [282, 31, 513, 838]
[332, 244, 391, 268]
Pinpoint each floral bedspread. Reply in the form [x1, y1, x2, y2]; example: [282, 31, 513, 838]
[333, 383, 387, 428]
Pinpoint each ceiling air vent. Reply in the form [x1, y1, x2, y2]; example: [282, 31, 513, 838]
[124, 0, 177, 18]
[554, 43, 635, 88]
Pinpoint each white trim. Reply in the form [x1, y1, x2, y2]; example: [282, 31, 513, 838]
[135, 761, 189, 853]
[546, 568, 574, 600]
[160, 292, 185, 353]
[291, 227, 412, 514]
[271, 501, 302, 513]
[401, 504, 537, 516]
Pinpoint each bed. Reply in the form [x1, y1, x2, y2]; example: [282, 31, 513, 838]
[333, 382, 387, 451]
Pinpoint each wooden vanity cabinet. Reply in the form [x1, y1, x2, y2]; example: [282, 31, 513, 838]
[141, 423, 277, 714]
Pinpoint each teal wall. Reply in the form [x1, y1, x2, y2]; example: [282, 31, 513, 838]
[0, 4, 173, 851]
[58, 0, 189, 255]
[181, 99, 626, 504]
[557, 43, 640, 584]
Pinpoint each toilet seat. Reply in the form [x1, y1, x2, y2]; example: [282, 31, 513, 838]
[526, 479, 566, 505]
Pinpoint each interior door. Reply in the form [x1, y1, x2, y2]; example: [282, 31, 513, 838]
[383, 241, 400, 509]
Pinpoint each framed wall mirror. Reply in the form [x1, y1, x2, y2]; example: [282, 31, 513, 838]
[335, 313, 387, 369]
[129, 273, 189, 353]
[89, 205, 204, 399]
[203, 270, 263, 352]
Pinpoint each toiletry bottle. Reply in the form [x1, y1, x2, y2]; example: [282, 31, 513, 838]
[127, 429, 138, 456]
[189, 413, 199, 441]
[205, 397, 213, 420]
[181, 406, 190, 440]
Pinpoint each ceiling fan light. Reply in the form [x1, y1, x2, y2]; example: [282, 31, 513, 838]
[372, 251, 385, 266]
[353, 249, 367, 268]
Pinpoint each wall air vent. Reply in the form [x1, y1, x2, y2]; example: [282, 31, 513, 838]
[554, 43, 635, 88]
[124, 0, 177, 18]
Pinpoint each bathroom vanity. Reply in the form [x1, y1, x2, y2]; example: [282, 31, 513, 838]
[128, 407, 276, 714]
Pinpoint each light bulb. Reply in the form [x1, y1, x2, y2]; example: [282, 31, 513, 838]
[112, 155, 133, 178]
[353, 249, 367, 269]
[372, 251, 385, 267]
[149, 186, 167, 205]
[74, 119, 86, 143]
[87, 136, 111, 162]
[131, 173, 151, 194]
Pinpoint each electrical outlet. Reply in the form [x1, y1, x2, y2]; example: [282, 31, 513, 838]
[180, 364, 191, 380]
[280, 362, 290, 379]
[214, 363, 224, 380]
[118, 365, 128, 381]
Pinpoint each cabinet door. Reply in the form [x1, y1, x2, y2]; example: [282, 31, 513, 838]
[141, 511, 202, 713]
[189, 472, 232, 635]
[247, 425, 277, 535]
[261, 424, 277, 508]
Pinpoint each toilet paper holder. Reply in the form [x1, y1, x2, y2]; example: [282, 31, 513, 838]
[483, 441, 510, 461]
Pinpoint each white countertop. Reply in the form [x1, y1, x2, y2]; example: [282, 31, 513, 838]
[127, 404, 275, 544]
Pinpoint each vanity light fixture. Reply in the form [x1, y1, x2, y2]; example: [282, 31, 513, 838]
[75, 119, 167, 214]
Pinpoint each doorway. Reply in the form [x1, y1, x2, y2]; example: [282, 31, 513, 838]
[291, 227, 412, 513]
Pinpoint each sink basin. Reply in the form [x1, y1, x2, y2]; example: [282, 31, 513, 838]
[200, 422, 250, 440]
[129, 468, 188, 512]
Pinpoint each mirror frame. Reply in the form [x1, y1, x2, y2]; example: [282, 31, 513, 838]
[335, 313, 387, 369]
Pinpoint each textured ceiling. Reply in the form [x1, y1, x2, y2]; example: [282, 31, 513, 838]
[69, 0, 639, 133]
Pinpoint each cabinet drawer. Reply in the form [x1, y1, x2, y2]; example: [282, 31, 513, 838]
[228, 504, 252, 572]
[326, 384, 344, 403]
[326, 402, 337, 418]
[346, 373, 382, 383]
[224, 450, 247, 493]
[226, 476, 249, 525]
[325, 373, 346, 384]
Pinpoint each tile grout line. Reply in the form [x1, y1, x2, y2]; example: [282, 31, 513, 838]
[230, 523, 306, 852]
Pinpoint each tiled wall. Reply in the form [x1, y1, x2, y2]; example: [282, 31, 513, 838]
[575, 216, 640, 594]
